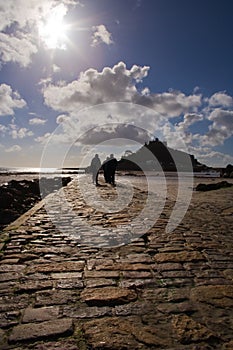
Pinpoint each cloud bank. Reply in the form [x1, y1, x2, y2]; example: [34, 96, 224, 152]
[40, 62, 233, 167]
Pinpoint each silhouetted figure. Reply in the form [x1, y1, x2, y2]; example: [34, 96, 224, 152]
[102, 156, 110, 183]
[106, 154, 118, 186]
[90, 154, 101, 186]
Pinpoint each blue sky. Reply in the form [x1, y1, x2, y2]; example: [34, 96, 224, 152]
[0, 0, 233, 168]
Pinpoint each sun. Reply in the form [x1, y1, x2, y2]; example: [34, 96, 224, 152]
[38, 4, 68, 50]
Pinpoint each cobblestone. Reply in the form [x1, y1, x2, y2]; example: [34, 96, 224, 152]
[0, 175, 233, 349]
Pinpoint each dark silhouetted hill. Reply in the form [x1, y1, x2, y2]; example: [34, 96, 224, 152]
[117, 139, 206, 172]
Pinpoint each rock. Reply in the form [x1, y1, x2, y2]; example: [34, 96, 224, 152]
[0, 208, 18, 224]
[172, 314, 217, 344]
[83, 317, 170, 349]
[0, 177, 72, 228]
[63, 305, 112, 318]
[9, 318, 73, 343]
[27, 261, 85, 274]
[196, 181, 232, 191]
[223, 340, 233, 349]
[154, 251, 204, 263]
[190, 285, 233, 307]
[22, 306, 60, 323]
[28, 339, 80, 350]
[35, 290, 77, 306]
[80, 286, 137, 306]
[157, 301, 195, 314]
[0, 190, 13, 208]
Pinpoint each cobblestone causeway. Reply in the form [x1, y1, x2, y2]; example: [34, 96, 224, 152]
[0, 176, 233, 349]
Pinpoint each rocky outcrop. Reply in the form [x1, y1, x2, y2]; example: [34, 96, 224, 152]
[0, 177, 71, 228]
[118, 138, 205, 172]
[222, 164, 233, 178]
[196, 181, 233, 191]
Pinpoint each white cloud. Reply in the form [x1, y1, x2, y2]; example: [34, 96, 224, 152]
[5, 144, 22, 153]
[0, 0, 81, 67]
[0, 122, 34, 139]
[200, 109, 233, 146]
[0, 0, 80, 31]
[91, 25, 113, 46]
[136, 91, 202, 117]
[9, 125, 34, 139]
[208, 92, 233, 107]
[29, 118, 47, 125]
[52, 64, 61, 73]
[192, 148, 233, 168]
[0, 32, 37, 67]
[0, 84, 26, 116]
[0, 0, 53, 66]
[40, 62, 233, 168]
[0, 124, 7, 133]
[78, 124, 151, 145]
[42, 61, 201, 119]
[177, 113, 203, 132]
[40, 61, 205, 155]
[35, 132, 51, 144]
[43, 62, 148, 111]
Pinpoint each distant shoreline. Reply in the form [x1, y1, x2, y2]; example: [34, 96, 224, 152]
[0, 169, 221, 178]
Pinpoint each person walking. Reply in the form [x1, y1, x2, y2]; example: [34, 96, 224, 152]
[106, 154, 118, 186]
[90, 154, 101, 186]
[102, 156, 110, 183]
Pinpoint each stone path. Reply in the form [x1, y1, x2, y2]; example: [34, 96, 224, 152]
[0, 176, 233, 349]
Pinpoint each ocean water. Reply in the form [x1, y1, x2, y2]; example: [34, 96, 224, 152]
[0, 167, 85, 174]
[0, 167, 222, 189]
[0, 167, 85, 186]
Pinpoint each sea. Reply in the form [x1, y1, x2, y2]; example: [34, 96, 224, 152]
[0, 166, 221, 188]
[0, 167, 85, 186]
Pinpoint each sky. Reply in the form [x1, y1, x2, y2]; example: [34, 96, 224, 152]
[0, 0, 233, 168]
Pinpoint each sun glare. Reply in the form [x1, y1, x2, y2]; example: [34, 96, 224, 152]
[39, 4, 68, 50]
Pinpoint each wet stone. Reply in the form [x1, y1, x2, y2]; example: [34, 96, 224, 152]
[9, 318, 74, 343]
[0, 272, 23, 282]
[83, 316, 170, 349]
[118, 278, 155, 288]
[63, 305, 112, 318]
[16, 280, 54, 292]
[122, 270, 153, 278]
[56, 278, 84, 289]
[172, 314, 217, 344]
[0, 264, 25, 272]
[27, 261, 85, 274]
[22, 339, 81, 350]
[51, 272, 82, 279]
[157, 262, 184, 271]
[85, 278, 117, 288]
[154, 251, 205, 263]
[84, 270, 119, 278]
[191, 285, 233, 308]
[80, 286, 137, 306]
[157, 301, 196, 314]
[22, 306, 60, 323]
[0, 258, 20, 264]
[0, 311, 20, 328]
[35, 290, 78, 306]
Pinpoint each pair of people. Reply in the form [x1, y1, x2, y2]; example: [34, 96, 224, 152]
[102, 154, 117, 186]
[90, 154, 117, 186]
